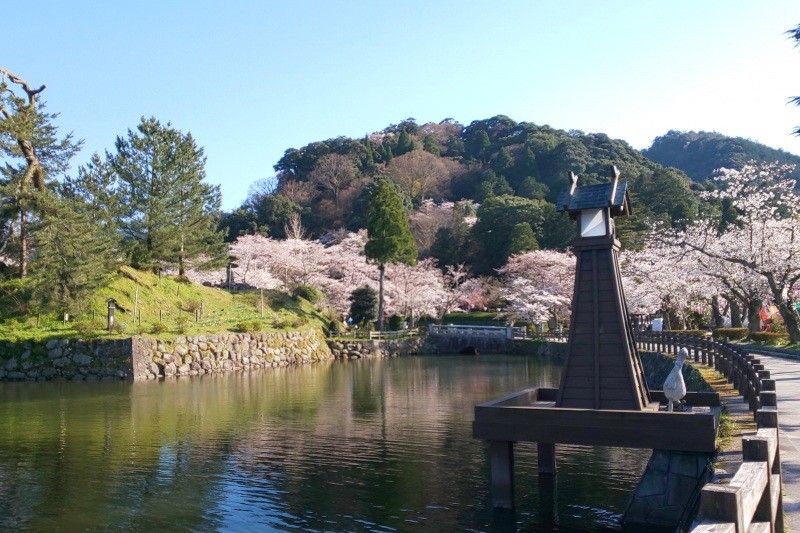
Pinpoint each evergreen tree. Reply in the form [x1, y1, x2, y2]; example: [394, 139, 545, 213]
[60, 153, 120, 230]
[349, 285, 378, 326]
[110, 117, 226, 274]
[507, 222, 539, 256]
[364, 178, 417, 331]
[395, 129, 415, 156]
[361, 135, 376, 173]
[0, 68, 82, 277]
[491, 147, 514, 175]
[422, 134, 440, 156]
[28, 192, 118, 317]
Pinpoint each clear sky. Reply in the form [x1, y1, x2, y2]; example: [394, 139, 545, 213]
[5, 1, 800, 210]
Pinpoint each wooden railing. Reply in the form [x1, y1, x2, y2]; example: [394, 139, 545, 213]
[635, 332, 783, 532]
[428, 324, 521, 338]
[368, 329, 419, 340]
[427, 324, 568, 341]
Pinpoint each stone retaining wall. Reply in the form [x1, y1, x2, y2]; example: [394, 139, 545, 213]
[0, 333, 569, 382]
[328, 336, 434, 359]
[327, 336, 566, 358]
[0, 329, 333, 382]
[0, 338, 132, 381]
[132, 329, 333, 380]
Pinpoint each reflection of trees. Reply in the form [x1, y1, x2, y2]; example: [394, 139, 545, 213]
[0, 355, 648, 531]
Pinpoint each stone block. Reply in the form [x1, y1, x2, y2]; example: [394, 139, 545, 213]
[52, 357, 72, 368]
[72, 354, 92, 366]
[164, 362, 177, 376]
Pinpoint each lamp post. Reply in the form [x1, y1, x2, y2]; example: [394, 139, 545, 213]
[107, 298, 116, 332]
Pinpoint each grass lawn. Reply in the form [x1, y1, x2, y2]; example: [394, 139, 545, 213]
[0, 267, 329, 343]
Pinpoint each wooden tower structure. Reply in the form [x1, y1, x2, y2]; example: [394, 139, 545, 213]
[473, 165, 720, 513]
[554, 166, 650, 410]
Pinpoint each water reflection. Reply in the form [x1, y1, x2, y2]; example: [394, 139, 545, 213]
[0, 355, 647, 531]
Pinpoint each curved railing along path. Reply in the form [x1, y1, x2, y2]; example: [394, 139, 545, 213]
[635, 332, 790, 532]
[739, 348, 800, 532]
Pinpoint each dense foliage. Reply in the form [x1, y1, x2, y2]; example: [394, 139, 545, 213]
[222, 116, 718, 272]
[644, 130, 800, 184]
[0, 69, 227, 320]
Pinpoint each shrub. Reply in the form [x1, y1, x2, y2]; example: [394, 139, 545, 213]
[175, 317, 190, 334]
[712, 328, 748, 341]
[292, 285, 322, 304]
[73, 320, 98, 335]
[182, 299, 202, 312]
[664, 330, 710, 337]
[174, 275, 193, 285]
[234, 320, 262, 333]
[328, 319, 344, 336]
[388, 314, 404, 331]
[748, 332, 789, 346]
[150, 323, 168, 334]
[112, 321, 129, 334]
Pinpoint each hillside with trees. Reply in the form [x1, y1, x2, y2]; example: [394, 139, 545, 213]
[222, 115, 706, 273]
[643, 130, 800, 184]
[2, 66, 796, 343]
[0, 68, 228, 327]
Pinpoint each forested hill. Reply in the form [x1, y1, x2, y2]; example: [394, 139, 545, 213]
[644, 130, 800, 183]
[222, 116, 704, 273]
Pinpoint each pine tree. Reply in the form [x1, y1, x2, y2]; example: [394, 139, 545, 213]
[28, 192, 118, 317]
[422, 134, 440, 156]
[110, 117, 226, 274]
[508, 222, 540, 256]
[348, 285, 378, 326]
[0, 68, 82, 277]
[364, 178, 417, 331]
[395, 129, 415, 156]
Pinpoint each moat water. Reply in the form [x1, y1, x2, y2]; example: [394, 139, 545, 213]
[0, 355, 649, 531]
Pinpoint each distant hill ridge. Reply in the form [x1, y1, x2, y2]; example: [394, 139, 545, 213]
[643, 130, 800, 183]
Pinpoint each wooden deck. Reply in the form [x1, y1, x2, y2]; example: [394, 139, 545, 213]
[473, 387, 719, 453]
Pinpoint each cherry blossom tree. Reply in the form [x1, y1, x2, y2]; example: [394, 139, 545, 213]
[620, 243, 720, 330]
[186, 228, 484, 329]
[661, 163, 800, 341]
[457, 276, 501, 312]
[497, 250, 575, 326]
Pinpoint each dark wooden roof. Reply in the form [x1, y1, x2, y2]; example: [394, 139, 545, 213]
[556, 181, 630, 214]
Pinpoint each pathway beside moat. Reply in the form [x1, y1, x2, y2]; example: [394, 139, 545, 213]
[744, 351, 800, 531]
[699, 348, 800, 531]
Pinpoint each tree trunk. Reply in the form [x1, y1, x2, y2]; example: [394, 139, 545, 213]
[711, 295, 724, 328]
[179, 234, 185, 276]
[730, 299, 743, 328]
[378, 263, 385, 332]
[746, 298, 762, 334]
[764, 274, 800, 343]
[776, 300, 800, 343]
[19, 210, 27, 278]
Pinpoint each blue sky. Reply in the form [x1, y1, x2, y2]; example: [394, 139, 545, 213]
[6, 1, 800, 210]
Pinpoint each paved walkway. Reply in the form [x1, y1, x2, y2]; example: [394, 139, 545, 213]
[747, 352, 800, 531]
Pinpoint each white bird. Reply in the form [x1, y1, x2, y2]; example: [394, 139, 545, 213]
[663, 347, 688, 412]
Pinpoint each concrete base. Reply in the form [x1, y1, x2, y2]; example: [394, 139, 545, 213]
[622, 449, 713, 531]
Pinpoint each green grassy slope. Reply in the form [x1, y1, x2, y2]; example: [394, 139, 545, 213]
[0, 267, 329, 342]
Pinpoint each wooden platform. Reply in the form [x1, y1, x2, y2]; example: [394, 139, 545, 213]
[473, 387, 720, 453]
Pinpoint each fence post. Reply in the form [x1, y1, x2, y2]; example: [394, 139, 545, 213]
[742, 434, 775, 525]
[699, 485, 744, 532]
